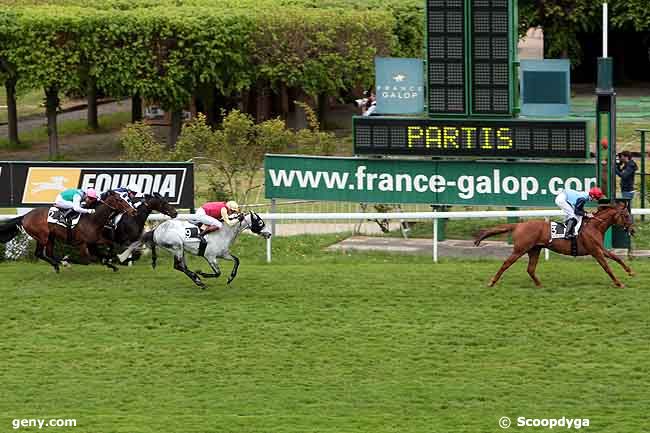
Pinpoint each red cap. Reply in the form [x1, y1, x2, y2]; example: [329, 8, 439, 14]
[589, 186, 604, 199]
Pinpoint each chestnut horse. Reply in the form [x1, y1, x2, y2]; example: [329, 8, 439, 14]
[474, 202, 635, 288]
[0, 192, 135, 272]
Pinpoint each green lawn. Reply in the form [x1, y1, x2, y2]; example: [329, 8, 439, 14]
[0, 87, 46, 123]
[1, 234, 649, 433]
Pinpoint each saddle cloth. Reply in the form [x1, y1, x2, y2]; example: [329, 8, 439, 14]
[184, 226, 201, 241]
[550, 219, 583, 241]
[47, 207, 81, 228]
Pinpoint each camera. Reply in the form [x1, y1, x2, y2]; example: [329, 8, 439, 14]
[354, 97, 370, 108]
[353, 90, 372, 108]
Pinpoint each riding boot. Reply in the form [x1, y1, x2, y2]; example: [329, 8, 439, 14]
[200, 225, 220, 238]
[565, 218, 577, 239]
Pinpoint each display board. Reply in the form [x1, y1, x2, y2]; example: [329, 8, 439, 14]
[353, 117, 588, 158]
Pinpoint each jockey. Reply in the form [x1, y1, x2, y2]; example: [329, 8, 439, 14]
[194, 201, 240, 236]
[554, 186, 604, 238]
[100, 187, 139, 205]
[54, 188, 98, 222]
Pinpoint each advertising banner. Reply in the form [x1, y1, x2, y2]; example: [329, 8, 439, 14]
[1, 161, 194, 208]
[265, 155, 598, 207]
[374, 57, 425, 115]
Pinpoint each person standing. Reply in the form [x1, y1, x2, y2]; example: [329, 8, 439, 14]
[616, 151, 638, 201]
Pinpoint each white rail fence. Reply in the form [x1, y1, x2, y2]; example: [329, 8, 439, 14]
[3, 209, 649, 263]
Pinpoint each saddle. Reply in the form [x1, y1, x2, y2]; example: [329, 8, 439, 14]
[550, 221, 582, 256]
[48, 207, 82, 243]
[48, 207, 81, 228]
[184, 226, 208, 257]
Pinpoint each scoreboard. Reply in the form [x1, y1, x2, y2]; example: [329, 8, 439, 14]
[353, 117, 588, 158]
[354, 0, 587, 161]
[426, 0, 466, 114]
[426, 0, 515, 117]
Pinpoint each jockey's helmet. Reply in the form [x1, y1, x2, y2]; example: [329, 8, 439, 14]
[86, 188, 98, 199]
[226, 201, 240, 212]
[588, 186, 604, 200]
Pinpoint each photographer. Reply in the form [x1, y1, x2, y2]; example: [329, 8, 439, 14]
[354, 90, 377, 116]
[616, 150, 638, 200]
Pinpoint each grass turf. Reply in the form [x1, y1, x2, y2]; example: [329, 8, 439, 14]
[1, 234, 649, 433]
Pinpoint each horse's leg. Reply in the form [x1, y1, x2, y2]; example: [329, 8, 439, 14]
[603, 249, 634, 276]
[90, 243, 118, 272]
[117, 240, 142, 264]
[222, 253, 240, 284]
[592, 251, 624, 288]
[173, 252, 205, 289]
[527, 247, 543, 287]
[36, 240, 60, 273]
[488, 250, 526, 287]
[151, 242, 158, 269]
[197, 256, 221, 278]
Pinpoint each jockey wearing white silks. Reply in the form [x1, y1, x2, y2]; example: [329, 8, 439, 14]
[554, 187, 604, 238]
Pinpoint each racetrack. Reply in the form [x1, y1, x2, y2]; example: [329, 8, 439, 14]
[2, 235, 649, 432]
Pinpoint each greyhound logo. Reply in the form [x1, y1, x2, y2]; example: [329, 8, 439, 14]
[32, 176, 68, 193]
[22, 167, 82, 204]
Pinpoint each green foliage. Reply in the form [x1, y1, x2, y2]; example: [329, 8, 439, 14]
[293, 101, 337, 155]
[171, 112, 213, 161]
[120, 121, 167, 161]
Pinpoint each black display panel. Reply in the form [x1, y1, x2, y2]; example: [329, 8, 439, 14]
[471, 0, 511, 115]
[427, 0, 466, 115]
[353, 117, 588, 158]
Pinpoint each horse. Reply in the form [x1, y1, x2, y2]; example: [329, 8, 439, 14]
[473, 202, 635, 288]
[89, 192, 178, 265]
[116, 212, 272, 288]
[0, 191, 136, 272]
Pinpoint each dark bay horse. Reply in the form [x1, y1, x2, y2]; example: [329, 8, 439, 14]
[0, 192, 135, 272]
[474, 203, 635, 288]
[90, 193, 178, 265]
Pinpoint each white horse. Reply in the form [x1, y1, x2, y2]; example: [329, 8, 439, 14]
[117, 212, 271, 288]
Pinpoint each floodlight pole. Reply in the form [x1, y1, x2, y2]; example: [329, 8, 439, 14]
[596, 1, 616, 247]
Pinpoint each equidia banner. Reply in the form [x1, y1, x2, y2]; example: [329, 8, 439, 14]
[0, 161, 195, 208]
[265, 155, 598, 207]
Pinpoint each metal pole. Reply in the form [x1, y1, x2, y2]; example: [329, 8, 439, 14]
[544, 217, 550, 261]
[603, 2, 608, 58]
[640, 130, 647, 221]
[432, 213, 438, 263]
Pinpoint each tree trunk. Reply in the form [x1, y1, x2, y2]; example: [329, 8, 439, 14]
[317, 92, 328, 126]
[279, 82, 289, 120]
[87, 76, 99, 130]
[168, 108, 183, 147]
[45, 87, 59, 159]
[131, 92, 143, 122]
[5, 78, 19, 146]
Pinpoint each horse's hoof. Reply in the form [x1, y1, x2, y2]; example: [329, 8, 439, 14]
[615, 283, 625, 289]
[487, 280, 495, 287]
[628, 271, 635, 277]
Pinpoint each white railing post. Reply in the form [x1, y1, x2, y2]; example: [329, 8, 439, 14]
[267, 199, 276, 263]
[433, 212, 438, 263]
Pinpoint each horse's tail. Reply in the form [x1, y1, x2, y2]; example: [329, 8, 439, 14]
[473, 224, 517, 246]
[0, 216, 24, 243]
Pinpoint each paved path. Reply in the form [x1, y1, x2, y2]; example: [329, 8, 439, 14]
[0, 99, 131, 136]
[327, 236, 650, 259]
